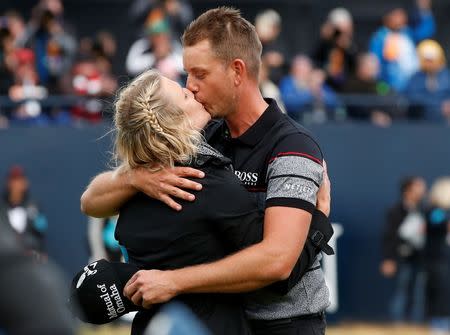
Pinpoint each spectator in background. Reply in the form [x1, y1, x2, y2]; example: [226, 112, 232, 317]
[0, 22, 15, 96]
[129, 0, 193, 39]
[17, 0, 76, 93]
[342, 52, 393, 127]
[255, 9, 289, 84]
[380, 176, 427, 323]
[258, 60, 285, 113]
[279, 54, 339, 124]
[0, 207, 75, 335]
[369, 0, 436, 92]
[313, 7, 358, 92]
[91, 31, 117, 70]
[74, 30, 118, 78]
[0, 21, 16, 128]
[0, 165, 48, 263]
[126, 9, 183, 82]
[424, 177, 450, 333]
[3, 10, 26, 46]
[8, 48, 52, 125]
[404, 39, 450, 123]
[86, 215, 122, 263]
[162, 0, 194, 39]
[65, 57, 117, 123]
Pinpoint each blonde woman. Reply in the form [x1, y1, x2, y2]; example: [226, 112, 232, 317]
[110, 69, 331, 335]
[113, 69, 258, 334]
[424, 177, 450, 332]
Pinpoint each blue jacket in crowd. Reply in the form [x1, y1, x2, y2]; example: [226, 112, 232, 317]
[369, 9, 436, 92]
[279, 76, 339, 121]
[404, 68, 450, 122]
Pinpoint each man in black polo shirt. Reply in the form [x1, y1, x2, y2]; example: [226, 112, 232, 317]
[81, 7, 331, 335]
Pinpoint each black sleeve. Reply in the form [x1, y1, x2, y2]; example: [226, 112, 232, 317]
[382, 206, 402, 260]
[203, 166, 264, 253]
[265, 132, 324, 213]
[267, 209, 333, 295]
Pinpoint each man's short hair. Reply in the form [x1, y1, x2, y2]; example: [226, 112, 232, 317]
[182, 7, 262, 80]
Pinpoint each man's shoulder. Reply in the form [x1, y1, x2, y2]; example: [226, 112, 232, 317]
[271, 112, 317, 139]
[269, 115, 323, 159]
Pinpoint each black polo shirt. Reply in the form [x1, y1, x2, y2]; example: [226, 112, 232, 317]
[205, 99, 330, 320]
[205, 99, 324, 214]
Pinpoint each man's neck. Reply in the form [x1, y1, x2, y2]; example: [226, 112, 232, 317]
[225, 89, 269, 138]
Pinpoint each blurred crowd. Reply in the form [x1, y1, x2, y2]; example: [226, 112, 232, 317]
[381, 176, 450, 333]
[1, 0, 450, 127]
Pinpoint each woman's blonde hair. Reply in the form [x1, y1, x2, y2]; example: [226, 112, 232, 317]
[113, 70, 202, 172]
[429, 177, 450, 210]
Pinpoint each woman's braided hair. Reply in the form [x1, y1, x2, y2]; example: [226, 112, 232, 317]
[113, 70, 201, 172]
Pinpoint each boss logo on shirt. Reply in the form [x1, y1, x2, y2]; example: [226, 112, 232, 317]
[234, 170, 259, 186]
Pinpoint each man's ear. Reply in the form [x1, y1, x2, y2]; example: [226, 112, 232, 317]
[231, 59, 246, 86]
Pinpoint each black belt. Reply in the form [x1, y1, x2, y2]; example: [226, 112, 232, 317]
[291, 311, 325, 320]
[250, 311, 325, 326]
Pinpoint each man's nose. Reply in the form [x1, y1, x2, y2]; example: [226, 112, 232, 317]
[186, 76, 199, 94]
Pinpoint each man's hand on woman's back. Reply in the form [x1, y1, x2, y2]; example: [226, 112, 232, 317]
[81, 167, 205, 217]
[128, 166, 205, 211]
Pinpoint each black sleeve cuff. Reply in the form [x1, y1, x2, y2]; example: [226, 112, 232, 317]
[265, 198, 315, 214]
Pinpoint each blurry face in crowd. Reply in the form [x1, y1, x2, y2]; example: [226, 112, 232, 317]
[421, 57, 443, 74]
[0, 29, 14, 53]
[161, 76, 211, 130]
[309, 69, 326, 91]
[291, 56, 313, 82]
[183, 39, 238, 119]
[7, 15, 25, 39]
[406, 178, 427, 205]
[334, 20, 353, 37]
[385, 9, 407, 31]
[7, 176, 29, 197]
[357, 54, 379, 81]
[150, 32, 172, 60]
[42, 0, 63, 16]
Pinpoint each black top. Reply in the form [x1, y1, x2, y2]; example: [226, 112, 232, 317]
[425, 207, 450, 260]
[381, 202, 423, 262]
[115, 143, 262, 335]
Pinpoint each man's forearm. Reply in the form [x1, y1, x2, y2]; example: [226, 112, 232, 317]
[168, 240, 295, 294]
[124, 208, 311, 306]
[167, 207, 310, 294]
[80, 170, 136, 218]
